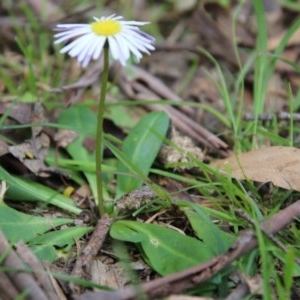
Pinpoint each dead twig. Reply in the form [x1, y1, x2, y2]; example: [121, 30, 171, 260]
[236, 208, 300, 265]
[109, 63, 230, 157]
[130, 65, 194, 116]
[70, 213, 114, 293]
[76, 200, 300, 300]
[15, 241, 60, 300]
[0, 229, 49, 300]
[0, 271, 19, 300]
[244, 112, 300, 122]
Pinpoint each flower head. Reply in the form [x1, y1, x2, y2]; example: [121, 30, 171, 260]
[54, 14, 155, 68]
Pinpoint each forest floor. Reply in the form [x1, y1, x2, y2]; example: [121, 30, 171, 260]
[1, 1, 300, 299]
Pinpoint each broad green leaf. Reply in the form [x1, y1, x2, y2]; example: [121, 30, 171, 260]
[177, 201, 236, 255]
[58, 106, 98, 199]
[116, 111, 169, 197]
[0, 166, 81, 215]
[0, 201, 73, 243]
[30, 226, 92, 262]
[110, 220, 213, 275]
[106, 105, 139, 129]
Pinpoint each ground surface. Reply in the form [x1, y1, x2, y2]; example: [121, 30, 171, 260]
[1, 1, 300, 299]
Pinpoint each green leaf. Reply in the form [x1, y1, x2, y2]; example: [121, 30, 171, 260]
[0, 166, 81, 215]
[30, 226, 92, 262]
[116, 111, 169, 197]
[58, 106, 98, 199]
[273, 248, 300, 277]
[0, 201, 73, 243]
[177, 201, 236, 255]
[110, 220, 213, 275]
[106, 105, 139, 129]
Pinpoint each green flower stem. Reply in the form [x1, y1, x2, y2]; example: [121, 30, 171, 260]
[96, 46, 109, 217]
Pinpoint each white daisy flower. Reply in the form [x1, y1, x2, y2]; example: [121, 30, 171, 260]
[54, 14, 155, 68]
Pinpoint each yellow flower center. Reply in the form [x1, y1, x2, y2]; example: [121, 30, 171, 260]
[91, 20, 122, 36]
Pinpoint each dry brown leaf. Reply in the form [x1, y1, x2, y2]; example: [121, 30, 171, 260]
[0, 140, 9, 157]
[116, 185, 157, 213]
[213, 146, 300, 191]
[241, 274, 263, 296]
[159, 127, 204, 171]
[91, 260, 130, 289]
[268, 27, 300, 51]
[54, 129, 78, 148]
[0, 102, 31, 124]
[9, 133, 51, 177]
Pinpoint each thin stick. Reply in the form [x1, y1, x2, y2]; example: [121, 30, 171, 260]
[70, 213, 113, 293]
[96, 46, 109, 217]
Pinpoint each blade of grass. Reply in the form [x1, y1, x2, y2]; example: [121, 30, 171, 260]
[0, 166, 81, 215]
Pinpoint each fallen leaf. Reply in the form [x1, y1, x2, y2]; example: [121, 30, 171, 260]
[91, 260, 130, 289]
[116, 185, 157, 213]
[213, 146, 300, 192]
[0, 140, 9, 156]
[54, 129, 78, 148]
[0, 102, 31, 124]
[268, 27, 300, 51]
[241, 274, 263, 295]
[159, 127, 204, 171]
[9, 133, 51, 177]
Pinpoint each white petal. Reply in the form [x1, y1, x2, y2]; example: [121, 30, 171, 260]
[107, 14, 123, 21]
[120, 20, 149, 26]
[63, 42, 86, 57]
[69, 34, 95, 57]
[92, 37, 106, 59]
[108, 37, 121, 61]
[124, 27, 155, 46]
[127, 46, 143, 61]
[77, 35, 97, 62]
[123, 36, 154, 56]
[118, 35, 143, 60]
[54, 30, 91, 44]
[56, 24, 90, 29]
[113, 37, 128, 65]
[81, 56, 91, 68]
[81, 51, 94, 67]
[79, 35, 105, 62]
[127, 33, 155, 49]
[60, 34, 91, 54]
[82, 37, 105, 67]
[60, 43, 76, 54]
[122, 32, 154, 50]
[121, 32, 152, 55]
[114, 35, 131, 61]
[107, 14, 117, 19]
[135, 29, 156, 43]
[84, 35, 101, 59]
[54, 27, 90, 39]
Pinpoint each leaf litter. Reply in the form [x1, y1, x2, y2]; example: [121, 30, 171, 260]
[1, 1, 300, 299]
[214, 146, 300, 192]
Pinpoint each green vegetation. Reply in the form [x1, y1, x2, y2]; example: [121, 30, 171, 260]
[1, 1, 300, 299]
